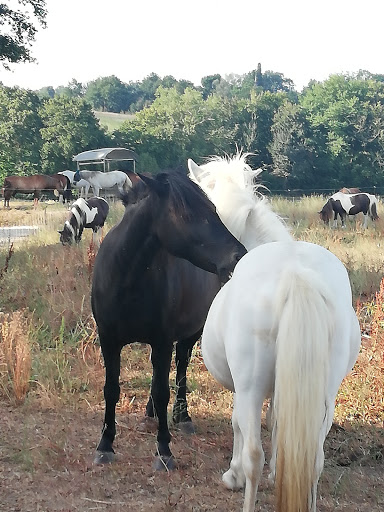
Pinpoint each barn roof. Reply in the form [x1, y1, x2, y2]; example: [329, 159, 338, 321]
[73, 147, 138, 164]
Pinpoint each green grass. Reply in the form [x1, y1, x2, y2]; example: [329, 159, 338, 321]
[94, 111, 134, 132]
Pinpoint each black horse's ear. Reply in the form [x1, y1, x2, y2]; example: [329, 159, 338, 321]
[138, 173, 169, 197]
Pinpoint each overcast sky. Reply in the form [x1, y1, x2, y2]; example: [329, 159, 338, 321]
[1, 0, 383, 92]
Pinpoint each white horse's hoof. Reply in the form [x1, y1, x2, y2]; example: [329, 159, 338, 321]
[222, 469, 245, 491]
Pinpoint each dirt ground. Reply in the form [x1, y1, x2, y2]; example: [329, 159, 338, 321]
[0, 399, 383, 512]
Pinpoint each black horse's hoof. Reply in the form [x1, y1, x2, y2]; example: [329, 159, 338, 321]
[176, 421, 196, 435]
[153, 455, 176, 471]
[94, 451, 115, 465]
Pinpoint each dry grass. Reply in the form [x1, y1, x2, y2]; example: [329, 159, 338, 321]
[0, 310, 31, 403]
[0, 196, 383, 510]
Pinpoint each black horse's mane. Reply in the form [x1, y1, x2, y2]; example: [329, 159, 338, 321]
[120, 171, 215, 219]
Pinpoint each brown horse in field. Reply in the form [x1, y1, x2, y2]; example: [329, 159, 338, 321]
[339, 187, 361, 194]
[2, 174, 70, 207]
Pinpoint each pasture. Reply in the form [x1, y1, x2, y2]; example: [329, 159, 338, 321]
[94, 111, 135, 132]
[0, 196, 383, 511]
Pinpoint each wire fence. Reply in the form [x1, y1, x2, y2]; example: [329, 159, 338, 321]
[267, 186, 384, 198]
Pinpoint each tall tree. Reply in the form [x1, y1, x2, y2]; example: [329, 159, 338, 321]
[84, 75, 136, 112]
[39, 96, 110, 172]
[201, 74, 222, 99]
[300, 74, 384, 187]
[269, 101, 320, 189]
[0, 0, 47, 69]
[0, 85, 43, 180]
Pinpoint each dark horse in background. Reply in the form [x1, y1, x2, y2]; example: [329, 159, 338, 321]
[58, 197, 109, 246]
[319, 191, 378, 228]
[91, 171, 246, 469]
[3, 174, 71, 207]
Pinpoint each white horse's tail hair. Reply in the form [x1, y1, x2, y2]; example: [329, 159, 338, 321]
[272, 265, 335, 512]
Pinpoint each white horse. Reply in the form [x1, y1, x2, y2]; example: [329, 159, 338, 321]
[74, 170, 132, 197]
[188, 155, 361, 512]
[58, 170, 91, 198]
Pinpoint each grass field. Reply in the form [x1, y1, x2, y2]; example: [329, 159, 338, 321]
[94, 111, 134, 132]
[0, 196, 383, 511]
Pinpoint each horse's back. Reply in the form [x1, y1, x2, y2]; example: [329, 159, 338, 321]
[202, 240, 359, 394]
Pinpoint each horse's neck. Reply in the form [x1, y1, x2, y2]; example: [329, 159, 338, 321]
[69, 204, 85, 233]
[216, 189, 292, 250]
[244, 201, 292, 249]
[116, 196, 161, 270]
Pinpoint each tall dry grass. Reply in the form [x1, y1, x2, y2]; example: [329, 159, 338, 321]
[0, 196, 382, 428]
[0, 310, 31, 403]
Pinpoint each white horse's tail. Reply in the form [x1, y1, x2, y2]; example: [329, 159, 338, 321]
[272, 266, 335, 512]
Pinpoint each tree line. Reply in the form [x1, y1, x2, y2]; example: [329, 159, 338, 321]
[1, 68, 384, 192]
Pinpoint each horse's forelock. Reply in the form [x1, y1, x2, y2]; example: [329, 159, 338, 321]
[164, 172, 215, 219]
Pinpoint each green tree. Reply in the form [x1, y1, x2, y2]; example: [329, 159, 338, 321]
[36, 85, 55, 99]
[114, 86, 236, 170]
[0, 0, 47, 69]
[0, 85, 43, 181]
[300, 74, 384, 187]
[84, 75, 136, 112]
[55, 79, 84, 98]
[201, 74, 221, 99]
[39, 96, 110, 172]
[232, 91, 288, 167]
[269, 101, 321, 189]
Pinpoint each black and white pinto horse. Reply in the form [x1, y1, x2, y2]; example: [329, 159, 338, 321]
[319, 191, 378, 228]
[58, 197, 109, 246]
[188, 155, 361, 512]
[74, 170, 132, 197]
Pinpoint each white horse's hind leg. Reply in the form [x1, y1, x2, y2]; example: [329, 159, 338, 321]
[239, 393, 264, 512]
[224, 392, 264, 512]
[222, 395, 245, 490]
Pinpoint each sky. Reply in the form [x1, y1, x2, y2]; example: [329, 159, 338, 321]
[1, 0, 384, 92]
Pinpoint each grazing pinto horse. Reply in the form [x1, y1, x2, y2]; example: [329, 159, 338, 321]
[3, 174, 67, 207]
[319, 191, 378, 228]
[91, 171, 246, 470]
[188, 155, 361, 512]
[74, 169, 132, 197]
[58, 197, 109, 246]
[58, 170, 91, 199]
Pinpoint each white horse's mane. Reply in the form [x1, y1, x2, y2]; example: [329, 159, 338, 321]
[191, 154, 292, 250]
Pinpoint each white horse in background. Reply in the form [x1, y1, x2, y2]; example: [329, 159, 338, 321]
[58, 170, 91, 199]
[74, 170, 132, 197]
[188, 155, 361, 512]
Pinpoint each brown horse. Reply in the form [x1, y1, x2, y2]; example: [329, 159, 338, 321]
[3, 174, 68, 207]
[339, 187, 361, 194]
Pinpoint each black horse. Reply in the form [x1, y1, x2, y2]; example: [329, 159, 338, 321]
[91, 171, 247, 469]
[58, 197, 109, 246]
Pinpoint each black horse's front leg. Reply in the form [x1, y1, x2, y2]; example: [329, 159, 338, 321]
[172, 333, 200, 434]
[94, 341, 121, 464]
[149, 343, 175, 470]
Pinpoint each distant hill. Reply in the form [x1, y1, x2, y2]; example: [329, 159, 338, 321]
[94, 111, 134, 132]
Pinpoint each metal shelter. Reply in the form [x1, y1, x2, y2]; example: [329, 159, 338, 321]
[73, 147, 138, 172]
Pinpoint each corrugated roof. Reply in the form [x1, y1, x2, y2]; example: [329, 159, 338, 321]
[73, 148, 138, 162]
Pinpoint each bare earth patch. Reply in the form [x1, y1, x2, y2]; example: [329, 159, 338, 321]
[0, 400, 383, 512]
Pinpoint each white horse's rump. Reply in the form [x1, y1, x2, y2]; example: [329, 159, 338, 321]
[188, 155, 361, 512]
[74, 170, 132, 197]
